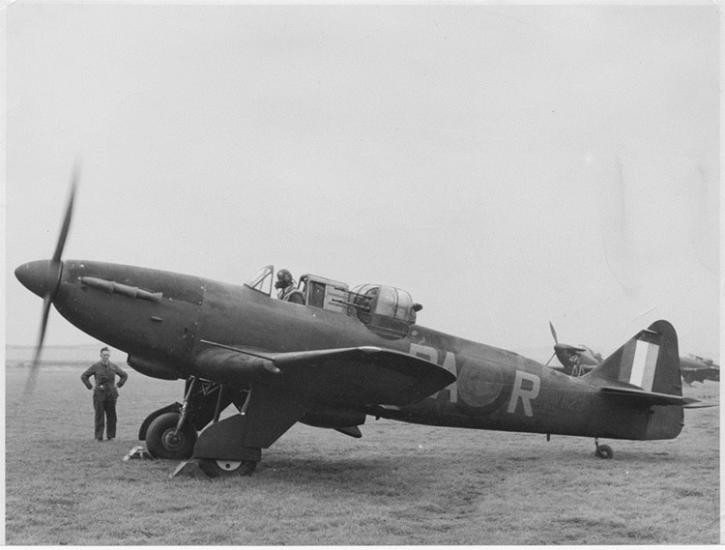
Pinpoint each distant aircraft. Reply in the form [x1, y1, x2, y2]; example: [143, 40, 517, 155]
[545, 322, 603, 376]
[679, 355, 720, 385]
[545, 322, 719, 384]
[14, 174, 711, 479]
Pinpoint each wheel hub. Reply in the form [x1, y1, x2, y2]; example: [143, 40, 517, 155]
[162, 429, 185, 451]
[216, 460, 241, 472]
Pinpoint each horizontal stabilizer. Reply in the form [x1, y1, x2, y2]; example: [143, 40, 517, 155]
[680, 401, 718, 409]
[600, 386, 704, 407]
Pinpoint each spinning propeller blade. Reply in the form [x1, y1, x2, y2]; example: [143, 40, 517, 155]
[549, 321, 559, 344]
[51, 166, 78, 263]
[22, 169, 78, 395]
[24, 295, 53, 394]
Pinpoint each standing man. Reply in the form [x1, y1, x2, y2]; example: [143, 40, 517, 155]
[81, 347, 128, 441]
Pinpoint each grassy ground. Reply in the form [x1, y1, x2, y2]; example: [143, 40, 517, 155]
[5, 363, 719, 545]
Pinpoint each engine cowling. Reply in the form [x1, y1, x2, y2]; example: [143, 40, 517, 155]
[127, 355, 180, 380]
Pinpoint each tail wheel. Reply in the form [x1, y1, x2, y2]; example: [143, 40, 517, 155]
[146, 412, 197, 459]
[198, 458, 257, 478]
[595, 444, 613, 459]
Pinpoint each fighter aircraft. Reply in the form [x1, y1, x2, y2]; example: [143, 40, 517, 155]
[15, 177, 710, 478]
[544, 322, 603, 376]
[545, 322, 719, 384]
[678, 355, 719, 385]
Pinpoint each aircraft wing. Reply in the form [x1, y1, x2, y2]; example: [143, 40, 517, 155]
[196, 341, 456, 407]
[599, 386, 713, 408]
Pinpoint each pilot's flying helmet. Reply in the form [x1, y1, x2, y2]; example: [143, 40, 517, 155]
[275, 269, 293, 289]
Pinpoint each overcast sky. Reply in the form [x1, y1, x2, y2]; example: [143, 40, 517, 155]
[4, 4, 720, 363]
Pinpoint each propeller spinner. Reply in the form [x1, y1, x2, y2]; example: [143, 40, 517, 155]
[15, 168, 78, 394]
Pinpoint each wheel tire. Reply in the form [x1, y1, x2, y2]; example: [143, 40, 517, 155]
[595, 444, 613, 459]
[198, 458, 257, 478]
[146, 412, 197, 460]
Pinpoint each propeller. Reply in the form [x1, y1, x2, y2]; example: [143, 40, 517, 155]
[22, 167, 78, 394]
[545, 321, 586, 368]
[549, 321, 558, 345]
[544, 321, 559, 366]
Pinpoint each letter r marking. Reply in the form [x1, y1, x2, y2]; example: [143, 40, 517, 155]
[507, 370, 540, 417]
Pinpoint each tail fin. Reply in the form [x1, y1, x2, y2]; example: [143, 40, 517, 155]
[587, 320, 689, 439]
[588, 320, 681, 394]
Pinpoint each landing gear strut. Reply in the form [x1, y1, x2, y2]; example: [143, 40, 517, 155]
[594, 438, 613, 459]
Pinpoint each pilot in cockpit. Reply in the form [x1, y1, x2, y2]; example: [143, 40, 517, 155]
[569, 351, 582, 377]
[275, 269, 305, 304]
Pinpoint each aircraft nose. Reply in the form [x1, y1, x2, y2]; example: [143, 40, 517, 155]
[15, 260, 62, 298]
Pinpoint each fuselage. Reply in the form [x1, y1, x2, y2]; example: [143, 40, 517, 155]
[28, 259, 673, 441]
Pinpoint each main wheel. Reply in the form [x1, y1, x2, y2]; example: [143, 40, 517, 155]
[146, 412, 197, 459]
[198, 458, 257, 478]
[595, 444, 613, 459]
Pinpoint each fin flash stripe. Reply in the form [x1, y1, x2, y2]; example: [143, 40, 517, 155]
[629, 340, 659, 391]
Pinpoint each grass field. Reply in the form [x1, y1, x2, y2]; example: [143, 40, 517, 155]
[5, 362, 720, 545]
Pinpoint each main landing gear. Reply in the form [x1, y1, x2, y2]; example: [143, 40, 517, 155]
[146, 411, 196, 459]
[594, 438, 613, 459]
[139, 376, 261, 478]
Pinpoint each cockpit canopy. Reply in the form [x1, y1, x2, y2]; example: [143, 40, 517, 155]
[245, 265, 274, 295]
[244, 266, 422, 339]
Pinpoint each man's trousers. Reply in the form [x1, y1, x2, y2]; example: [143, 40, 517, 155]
[93, 396, 117, 440]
